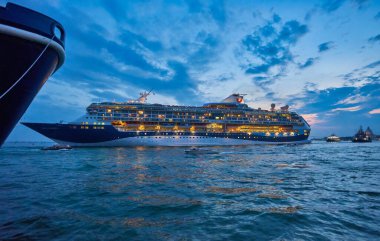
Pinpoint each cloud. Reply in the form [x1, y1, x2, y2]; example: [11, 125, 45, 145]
[37, 78, 97, 108]
[363, 60, 380, 69]
[340, 60, 380, 88]
[318, 41, 334, 52]
[335, 94, 368, 105]
[242, 15, 308, 86]
[375, 12, 380, 20]
[99, 48, 171, 80]
[273, 14, 281, 23]
[368, 34, 380, 43]
[30, 0, 237, 105]
[292, 79, 380, 117]
[351, 0, 370, 10]
[279, 20, 309, 44]
[320, 0, 345, 13]
[368, 108, 380, 114]
[298, 57, 318, 69]
[306, 0, 369, 21]
[208, 1, 227, 28]
[331, 105, 362, 112]
[301, 113, 324, 125]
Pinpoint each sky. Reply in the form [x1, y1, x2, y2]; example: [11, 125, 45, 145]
[3, 0, 380, 141]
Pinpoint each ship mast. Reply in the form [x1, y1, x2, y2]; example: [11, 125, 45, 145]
[129, 90, 154, 104]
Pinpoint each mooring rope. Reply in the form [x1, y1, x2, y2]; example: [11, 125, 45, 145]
[0, 35, 55, 100]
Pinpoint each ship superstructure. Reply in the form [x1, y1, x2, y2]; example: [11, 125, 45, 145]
[23, 93, 311, 146]
[352, 126, 372, 143]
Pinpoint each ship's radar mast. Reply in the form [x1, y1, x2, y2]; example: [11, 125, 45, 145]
[128, 90, 154, 104]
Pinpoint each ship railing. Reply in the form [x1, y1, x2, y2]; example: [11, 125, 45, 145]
[108, 118, 303, 127]
[113, 128, 303, 137]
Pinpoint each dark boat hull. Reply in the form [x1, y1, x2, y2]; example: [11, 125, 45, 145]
[352, 139, 372, 143]
[22, 122, 311, 147]
[0, 3, 65, 146]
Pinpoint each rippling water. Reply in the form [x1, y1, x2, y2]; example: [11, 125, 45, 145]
[1, 141, 379, 240]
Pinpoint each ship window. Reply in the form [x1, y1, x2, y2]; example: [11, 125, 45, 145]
[53, 26, 63, 40]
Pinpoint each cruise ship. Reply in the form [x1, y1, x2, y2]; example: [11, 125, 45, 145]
[23, 92, 311, 146]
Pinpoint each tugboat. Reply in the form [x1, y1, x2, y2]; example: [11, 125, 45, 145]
[41, 144, 72, 151]
[326, 134, 340, 142]
[352, 126, 372, 143]
[365, 127, 374, 140]
[0, 3, 65, 147]
[184, 147, 219, 155]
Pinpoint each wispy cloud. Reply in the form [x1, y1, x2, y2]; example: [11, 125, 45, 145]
[318, 41, 334, 52]
[37, 78, 97, 108]
[352, 0, 370, 9]
[331, 105, 362, 112]
[363, 60, 380, 69]
[375, 12, 380, 20]
[301, 113, 324, 125]
[298, 57, 318, 69]
[368, 108, 380, 114]
[320, 0, 345, 13]
[368, 34, 380, 43]
[335, 94, 368, 105]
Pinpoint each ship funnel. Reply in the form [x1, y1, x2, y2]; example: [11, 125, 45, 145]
[271, 103, 276, 111]
[222, 93, 246, 104]
[280, 105, 289, 112]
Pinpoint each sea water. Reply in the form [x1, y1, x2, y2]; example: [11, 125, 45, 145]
[0, 141, 379, 240]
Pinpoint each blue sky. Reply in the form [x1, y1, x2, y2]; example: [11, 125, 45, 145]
[3, 0, 380, 141]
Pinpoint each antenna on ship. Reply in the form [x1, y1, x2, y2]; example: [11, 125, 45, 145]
[135, 89, 154, 103]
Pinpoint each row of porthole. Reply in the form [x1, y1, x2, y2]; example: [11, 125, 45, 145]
[132, 136, 294, 140]
[136, 136, 211, 139]
[135, 132, 299, 136]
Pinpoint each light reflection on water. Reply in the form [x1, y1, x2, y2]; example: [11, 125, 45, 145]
[0, 141, 379, 240]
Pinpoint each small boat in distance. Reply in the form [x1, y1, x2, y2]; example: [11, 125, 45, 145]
[185, 147, 219, 155]
[326, 134, 340, 142]
[41, 145, 72, 151]
[352, 126, 372, 143]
